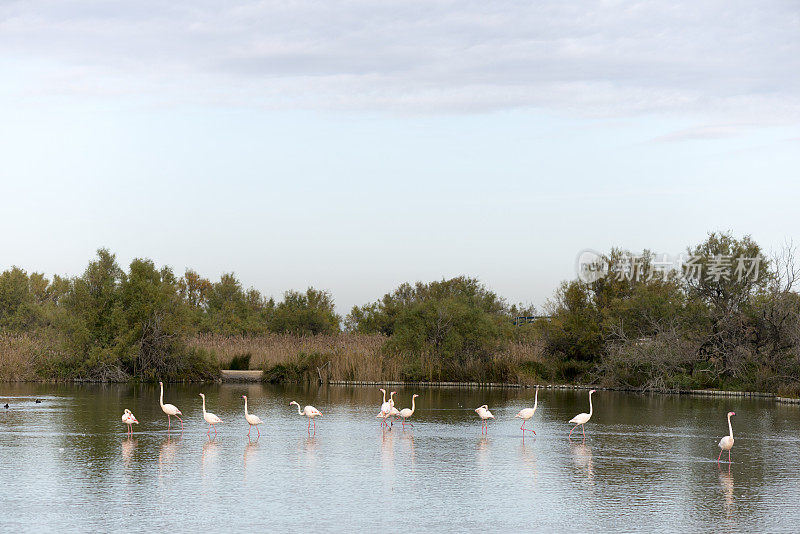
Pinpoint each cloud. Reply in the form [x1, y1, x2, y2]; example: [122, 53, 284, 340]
[1, 0, 799, 119]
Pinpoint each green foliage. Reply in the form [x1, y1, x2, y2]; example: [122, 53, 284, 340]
[202, 273, 274, 335]
[262, 351, 327, 383]
[226, 353, 252, 370]
[269, 288, 340, 335]
[2, 232, 799, 393]
[348, 276, 513, 380]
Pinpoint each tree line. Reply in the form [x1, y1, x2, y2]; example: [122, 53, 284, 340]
[1, 232, 799, 393]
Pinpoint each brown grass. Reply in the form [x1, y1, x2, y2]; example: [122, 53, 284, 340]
[188, 333, 396, 381]
[0, 332, 60, 381]
[189, 333, 547, 383]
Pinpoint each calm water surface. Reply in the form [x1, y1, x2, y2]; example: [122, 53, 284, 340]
[1, 383, 799, 532]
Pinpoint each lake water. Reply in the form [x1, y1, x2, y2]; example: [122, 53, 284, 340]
[1, 383, 799, 532]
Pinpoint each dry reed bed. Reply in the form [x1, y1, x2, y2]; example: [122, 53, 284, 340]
[188, 333, 396, 381]
[189, 333, 547, 383]
[0, 333, 59, 381]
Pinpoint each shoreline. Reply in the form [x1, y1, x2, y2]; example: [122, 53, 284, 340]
[3, 375, 799, 404]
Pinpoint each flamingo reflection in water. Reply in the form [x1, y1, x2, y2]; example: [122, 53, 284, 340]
[718, 463, 735, 517]
[158, 435, 179, 477]
[571, 442, 594, 482]
[243, 440, 260, 478]
[121, 437, 137, 467]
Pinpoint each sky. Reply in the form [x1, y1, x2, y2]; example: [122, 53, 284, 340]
[1, 0, 799, 314]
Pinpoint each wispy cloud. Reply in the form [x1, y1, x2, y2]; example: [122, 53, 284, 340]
[2, 0, 799, 119]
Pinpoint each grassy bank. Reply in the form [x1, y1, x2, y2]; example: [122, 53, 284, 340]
[188, 333, 548, 384]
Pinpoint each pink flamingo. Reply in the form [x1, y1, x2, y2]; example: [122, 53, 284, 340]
[121, 409, 139, 435]
[199, 393, 223, 437]
[475, 405, 494, 434]
[378, 388, 391, 428]
[515, 386, 539, 436]
[290, 401, 322, 434]
[569, 389, 596, 441]
[717, 411, 735, 463]
[397, 394, 419, 430]
[159, 381, 183, 431]
[242, 395, 263, 439]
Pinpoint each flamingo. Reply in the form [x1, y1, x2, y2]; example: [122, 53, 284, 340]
[475, 405, 494, 434]
[378, 388, 391, 428]
[199, 393, 223, 437]
[289, 401, 322, 434]
[515, 386, 540, 436]
[242, 395, 263, 439]
[717, 411, 736, 463]
[569, 389, 596, 441]
[398, 394, 419, 430]
[121, 409, 139, 435]
[159, 381, 183, 431]
[379, 391, 398, 428]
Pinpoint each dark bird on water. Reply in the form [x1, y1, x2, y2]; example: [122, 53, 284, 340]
[3, 404, 8, 409]
[35, 399, 42, 404]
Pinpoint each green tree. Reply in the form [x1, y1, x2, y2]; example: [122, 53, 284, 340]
[270, 287, 340, 335]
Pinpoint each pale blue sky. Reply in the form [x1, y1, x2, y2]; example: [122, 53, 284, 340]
[1, 1, 799, 313]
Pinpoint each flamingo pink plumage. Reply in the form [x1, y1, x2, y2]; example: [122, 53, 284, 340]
[159, 381, 183, 431]
[121, 409, 138, 435]
[569, 389, 596, 441]
[199, 393, 223, 437]
[290, 401, 322, 434]
[515, 386, 540, 436]
[242, 395, 263, 439]
[475, 405, 494, 434]
[717, 411, 735, 463]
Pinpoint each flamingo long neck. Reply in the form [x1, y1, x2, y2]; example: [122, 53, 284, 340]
[159, 383, 164, 407]
[244, 398, 249, 416]
[389, 392, 395, 405]
[533, 388, 538, 411]
[201, 396, 206, 414]
[588, 391, 594, 417]
[728, 415, 733, 438]
[294, 403, 303, 415]
[410, 396, 416, 415]
[381, 390, 386, 404]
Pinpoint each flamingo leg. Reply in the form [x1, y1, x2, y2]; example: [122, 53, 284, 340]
[728, 450, 732, 464]
[569, 423, 579, 440]
[248, 425, 251, 437]
[582, 425, 586, 440]
[167, 415, 171, 431]
[256, 425, 260, 438]
[177, 415, 183, 431]
[717, 449, 723, 462]
[521, 420, 535, 434]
